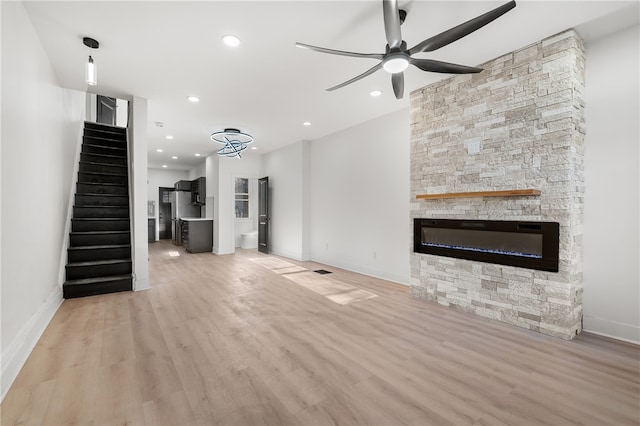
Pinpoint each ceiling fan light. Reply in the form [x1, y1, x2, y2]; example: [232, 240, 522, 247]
[382, 56, 409, 74]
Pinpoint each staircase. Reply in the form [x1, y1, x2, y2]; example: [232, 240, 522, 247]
[63, 121, 133, 299]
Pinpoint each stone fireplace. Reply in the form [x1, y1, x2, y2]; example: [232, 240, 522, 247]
[409, 29, 585, 340]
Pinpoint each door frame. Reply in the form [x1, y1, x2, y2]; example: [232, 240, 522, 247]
[229, 174, 261, 253]
[258, 176, 269, 254]
[158, 187, 174, 240]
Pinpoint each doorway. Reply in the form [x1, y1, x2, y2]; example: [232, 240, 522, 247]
[158, 187, 173, 240]
[258, 177, 269, 253]
[97, 95, 117, 126]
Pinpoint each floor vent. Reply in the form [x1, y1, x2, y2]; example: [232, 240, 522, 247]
[314, 269, 332, 275]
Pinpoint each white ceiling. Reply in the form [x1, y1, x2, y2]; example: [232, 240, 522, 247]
[23, 1, 639, 170]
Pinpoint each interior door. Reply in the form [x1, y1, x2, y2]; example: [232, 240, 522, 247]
[97, 95, 117, 126]
[258, 177, 269, 254]
[158, 187, 173, 239]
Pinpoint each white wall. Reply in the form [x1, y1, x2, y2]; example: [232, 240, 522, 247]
[309, 109, 410, 284]
[205, 153, 262, 254]
[1, 2, 86, 400]
[147, 168, 189, 241]
[206, 155, 219, 250]
[188, 162, 206, 180]
[583, 24, 640, 343]
[129, 97, 150, 291]
[263, 141, 310, 260]
[234, 178, 258, 247]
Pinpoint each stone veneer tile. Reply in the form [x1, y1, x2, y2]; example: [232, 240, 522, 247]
[409, 30, 585, 340]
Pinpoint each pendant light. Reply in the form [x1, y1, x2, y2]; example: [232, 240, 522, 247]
[211, 128, 253, 159]
[82, 37, 99, 86]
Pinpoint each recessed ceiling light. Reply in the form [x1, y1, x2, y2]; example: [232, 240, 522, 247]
[156, 149, 163, 153]
[222, 34, 241, 47]
[187, 96, 200, 103]
[370, 90, 383, 97]
[303, 121, 311, 126]
[195, 153, 201, 157]
[166, 135, 174, 140]
[172, 156, 178, 159]
[251, 147, 257, 150]
[162, 165, 167, 168]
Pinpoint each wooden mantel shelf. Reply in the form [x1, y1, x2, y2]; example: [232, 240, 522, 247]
[416, 189, 541, 200]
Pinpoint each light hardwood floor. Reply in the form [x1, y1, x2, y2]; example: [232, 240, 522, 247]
[2, 240, 639, 425]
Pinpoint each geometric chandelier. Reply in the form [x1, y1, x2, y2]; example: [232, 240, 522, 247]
[210, 128, 253, 158]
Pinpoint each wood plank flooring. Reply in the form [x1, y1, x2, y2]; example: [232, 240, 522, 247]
[2, 240, 639, 425]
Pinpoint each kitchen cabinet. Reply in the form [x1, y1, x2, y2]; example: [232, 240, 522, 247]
[182, 219, 213, 253]
[191, 177, 206, 206]
[174, 180, 192, 191]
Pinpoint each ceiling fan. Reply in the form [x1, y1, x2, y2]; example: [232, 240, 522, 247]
[296, 0, 516, 99]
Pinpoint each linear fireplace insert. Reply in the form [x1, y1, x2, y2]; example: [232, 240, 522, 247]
[414, 219, 559, 272]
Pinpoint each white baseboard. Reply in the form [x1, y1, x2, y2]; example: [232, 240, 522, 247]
[583, 315, 640, 345]
[309, 255, 410, 287]
[1, 285, 63, 401]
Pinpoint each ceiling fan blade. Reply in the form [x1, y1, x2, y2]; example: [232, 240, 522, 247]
[383, 0, 403, 49]
[409, 0, 516, 54]
[295, 42, 383, 60]
[326, 63, 383, 91]
[411, 58, 483, 74]
[391, 72, 404, 99]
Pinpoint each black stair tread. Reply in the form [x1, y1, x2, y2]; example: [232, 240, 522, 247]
[67, 258, 132, 267]
[72, 218, 129, 221]
[84, 142, 126, 149]
[74, 205, 128, 209]
[83, 136, 127, 144]
[76, 193, 129, 197]
[68, 244, 131, 250]
[78, 171, 128, 177]
[71, 230, 130, 235]
[81, 152, 127, 160]
[77, 182, 127, 187]
[81, 161, 127, 168]
[64, 274, 132, 286]
[84, 121, 126, 130]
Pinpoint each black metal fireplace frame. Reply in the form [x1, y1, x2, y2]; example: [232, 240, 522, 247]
[413, 218, 560, 272]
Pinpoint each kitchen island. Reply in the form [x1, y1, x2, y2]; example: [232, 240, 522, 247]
[180, 218, 213, 253]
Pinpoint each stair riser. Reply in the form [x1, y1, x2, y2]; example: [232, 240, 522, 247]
[70, 233, 130, 247]
[80, 153, 127, 166]
[72, 220, 130, 232]
[83, 136, 126, 149]
[68, 246, 131, 262]
[63, 277, 132, 299]
[84, 122, 127, 135]
[78, 172, 128, 185]
[73, 206, 129, 218]
[75, 194, 129, 207]
[66, 262, 132, 281]
[79, 162, 127, 175]
[82, 144, 127, 157]
[76, 183, 128, 196]
[84, 128, 127, 140]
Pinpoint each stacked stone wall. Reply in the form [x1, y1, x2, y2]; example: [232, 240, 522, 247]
[409, 29, 585, 339]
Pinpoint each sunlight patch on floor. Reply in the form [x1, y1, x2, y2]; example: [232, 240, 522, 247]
[168, 251, 180, 257]
[250, 257, 377, 305]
